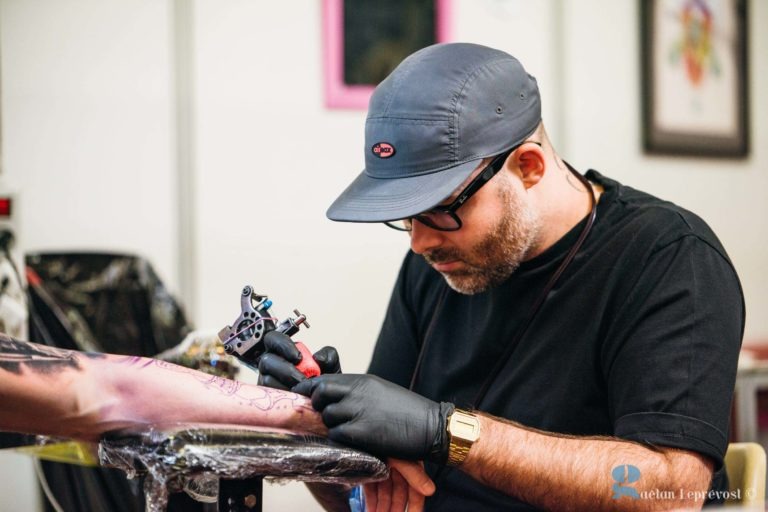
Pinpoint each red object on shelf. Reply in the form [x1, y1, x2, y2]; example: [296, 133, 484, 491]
[0, 197, 12, 217]
[25, 267, 43, 287]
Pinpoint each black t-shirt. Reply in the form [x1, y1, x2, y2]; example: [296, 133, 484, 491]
[368, 171, 745, 511]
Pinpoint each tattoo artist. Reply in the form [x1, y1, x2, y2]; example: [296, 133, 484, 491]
[257, 43, 744, 511]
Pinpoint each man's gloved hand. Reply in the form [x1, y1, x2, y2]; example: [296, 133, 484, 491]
[292, 374, 455, 463]
[257, 330, 341, 390]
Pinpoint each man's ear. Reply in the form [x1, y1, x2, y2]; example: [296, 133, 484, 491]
[513, 144, 545, 189]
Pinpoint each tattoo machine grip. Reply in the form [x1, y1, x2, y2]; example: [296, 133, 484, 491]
[294, 341, 321, 378]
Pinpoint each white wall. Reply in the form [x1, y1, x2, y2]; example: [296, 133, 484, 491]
[0, 0, 178, 289]
[1, 1, 766, 510]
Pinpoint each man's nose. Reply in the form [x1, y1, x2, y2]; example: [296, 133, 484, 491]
[410, 220, 444, 254]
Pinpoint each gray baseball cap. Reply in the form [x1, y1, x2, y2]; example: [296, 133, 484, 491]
[326, 43, 542, 223]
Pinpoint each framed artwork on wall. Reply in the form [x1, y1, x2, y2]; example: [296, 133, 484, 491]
[641, 0, 749, 157]
[322, 0, 452, 109]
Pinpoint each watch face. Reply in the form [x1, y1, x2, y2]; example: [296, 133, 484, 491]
[450, 412, 480, 441]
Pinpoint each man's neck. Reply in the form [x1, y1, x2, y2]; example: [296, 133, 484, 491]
[525, 176, 600, 261]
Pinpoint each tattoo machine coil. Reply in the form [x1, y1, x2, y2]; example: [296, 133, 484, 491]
[217, 285, 320, 377]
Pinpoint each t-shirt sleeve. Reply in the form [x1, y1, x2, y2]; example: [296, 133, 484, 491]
[367, 253, 422, 388]
[602, 234, 744, 468]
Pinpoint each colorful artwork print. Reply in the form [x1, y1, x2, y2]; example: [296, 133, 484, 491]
[641, 0, 748, 156]
[669, 0, 720, 86]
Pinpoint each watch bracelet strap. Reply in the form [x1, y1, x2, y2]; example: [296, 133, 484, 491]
[447, 439, 473, 466]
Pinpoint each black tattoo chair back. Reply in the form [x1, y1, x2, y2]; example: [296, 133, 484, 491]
[24, 252, 196, 512]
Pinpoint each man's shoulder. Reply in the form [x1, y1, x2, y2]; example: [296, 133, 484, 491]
[588, 170, 728, 258]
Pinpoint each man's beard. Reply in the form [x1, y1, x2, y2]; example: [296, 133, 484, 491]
[423, 184, 541, 295]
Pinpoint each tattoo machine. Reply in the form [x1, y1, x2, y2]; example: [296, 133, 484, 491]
[217, 285, 320, 377]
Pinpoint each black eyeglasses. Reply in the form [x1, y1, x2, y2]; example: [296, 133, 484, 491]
[384, 142, 537, 232]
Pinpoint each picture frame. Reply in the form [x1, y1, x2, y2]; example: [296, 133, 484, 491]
[322, 0, 452, 109]
[640, 0, 749, 157]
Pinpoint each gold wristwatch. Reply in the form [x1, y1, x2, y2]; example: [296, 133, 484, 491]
[446, 408, 481, 466]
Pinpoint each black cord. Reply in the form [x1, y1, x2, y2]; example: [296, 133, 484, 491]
[409, 283, 450, 391]
[472, 162, 596, 408]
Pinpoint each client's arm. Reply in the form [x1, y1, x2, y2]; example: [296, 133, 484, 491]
[0, 333, 434, 512]
[0, 333, 325, 440]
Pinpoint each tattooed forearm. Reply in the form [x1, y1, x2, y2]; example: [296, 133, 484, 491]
[1, 333, 325, 439]
[0, 333, 89, 375]
[115, 356, 315, 415]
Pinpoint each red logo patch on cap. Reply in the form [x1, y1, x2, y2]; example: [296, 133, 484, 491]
[372, 142, 396, 159]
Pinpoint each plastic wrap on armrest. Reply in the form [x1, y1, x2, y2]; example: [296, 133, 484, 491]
[99, 423, 388, 511]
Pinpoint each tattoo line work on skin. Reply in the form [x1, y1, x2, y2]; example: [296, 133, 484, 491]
[115, 356, 315, 414]
[0, 334, 103, 375]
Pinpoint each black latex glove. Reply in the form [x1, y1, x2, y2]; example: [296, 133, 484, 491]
[293, 374, 455, 463]
[257, 330, 341, 390]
